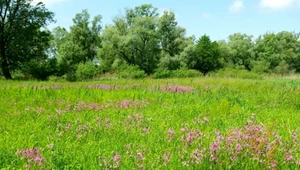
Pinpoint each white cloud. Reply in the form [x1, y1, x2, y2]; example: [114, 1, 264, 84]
[258, 0, 300, 10]
[229, 0, 245, 13]
[32, 0, 67, 7]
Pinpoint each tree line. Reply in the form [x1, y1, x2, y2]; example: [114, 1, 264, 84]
[1, 1, 300, 80]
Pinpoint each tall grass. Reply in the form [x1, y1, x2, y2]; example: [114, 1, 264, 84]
[0, 78, 299, 169]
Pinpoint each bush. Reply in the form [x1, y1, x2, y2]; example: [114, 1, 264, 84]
[75, 62, 100, 81]
[171, 69, 202, 78]
[251, 60, 270, 74]
[152, 68, 172, 79]
[117, 64, 146, 79]
[21, 58, 58, 80]
[273, 61, 295, 75]
[211, 68, 263, 80]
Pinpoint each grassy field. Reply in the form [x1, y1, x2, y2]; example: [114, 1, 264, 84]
[0, 77, 299, 169]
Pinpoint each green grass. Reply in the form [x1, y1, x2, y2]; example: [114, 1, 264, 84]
[0, 77, 299, 169]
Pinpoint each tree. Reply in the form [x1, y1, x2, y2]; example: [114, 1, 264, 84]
[227, 33, 254, 70]
[185, 35, 221, 75]
[0, 0, 54, 79]
[157, 10, 186, 70]
[158, 10, 186, 57]
[99, 4, 160, 74]
[254, 31, 300, 72]
[55, 9, 102, 76]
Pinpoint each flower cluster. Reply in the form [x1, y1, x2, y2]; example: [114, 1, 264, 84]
[16, 147, 46, 168]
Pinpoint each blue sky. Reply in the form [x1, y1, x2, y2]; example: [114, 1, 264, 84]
[35, 0, 300, 41]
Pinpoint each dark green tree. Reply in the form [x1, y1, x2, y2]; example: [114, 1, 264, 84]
[186, 35, 220, 75]
[0, 0, 54, 79]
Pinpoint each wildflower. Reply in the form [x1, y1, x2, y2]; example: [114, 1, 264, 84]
[187, 131, 194, 144]
[58, 132, 63, 137]
[192, 148, 203, 164]
[47, 144, 54, 149]
[143, 127, 150, 134]
[284, 153, 294, 162]
[210, 142, 220, 153]
[112, 153, 121, 168]
[16, 147, 46, 167]
[163, 152, 171, 165]
[203, 117, 209, 123]
[37, 107, 44, 113]
[269, 160, 278, 169]
[236, 144, 242, 154]
[53, 85, 61, 89]
[137, 151, 145, 161]
[120, 100, 132, 109]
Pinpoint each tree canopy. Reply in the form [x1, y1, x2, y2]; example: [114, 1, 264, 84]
[1, 3, 300, 80]
[0, 0, 54, 79]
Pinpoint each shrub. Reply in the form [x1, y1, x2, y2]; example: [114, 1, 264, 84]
[75, 62, 100, 81]
[171, 69, 202, 78]
[250, 60, 270, 74]
[152, 68, 172, 79]
[21, 58, 58, 80]
[117, 64, 146, 79]
[211, 68, 263, 79]
[274, 61, 295, 75]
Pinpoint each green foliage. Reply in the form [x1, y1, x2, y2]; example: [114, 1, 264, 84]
[158, 10, 186, 57]
[0, 78, 300, 169]
[3, 2, 300, 80]
[158, 53, 181, 70]
[255, 32, 300, 71]
[117, 64, 146, 79]
[187, 35, 221, 74]
[0, 1, 54, 79]
[250, 60, 270, 74]
[227, 33, 254, 70]
[54, 10, 102, 75]
[273, 61, 295, 75]
[21, 58, 58, 80]
[75, 62, 100, 81]
[212, 68, 263, 79]
[152, 68, 172, 79]
[153, 68, 202, 79]
[171, 69, 202, 78]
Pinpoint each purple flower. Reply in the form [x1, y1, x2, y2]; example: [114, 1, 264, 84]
[284, 153, 294, 161]
[163, 152, 171, 165]
[236, 144, 242, 153]
[210, 142, 220, 153]
[167, 128, 175, 142]
[16, 147, 46, 167]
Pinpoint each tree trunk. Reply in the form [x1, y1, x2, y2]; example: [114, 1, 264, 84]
[1, 60, 12, 79]
[0, 48, 12, 79]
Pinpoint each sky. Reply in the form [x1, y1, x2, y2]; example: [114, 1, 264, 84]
[35, 0, 300, 41]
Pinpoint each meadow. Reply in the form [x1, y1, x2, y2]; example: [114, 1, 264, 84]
[0, 77, 299, 169]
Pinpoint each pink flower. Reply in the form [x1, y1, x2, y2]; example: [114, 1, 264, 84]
[163, 152, 171, 165]
[168, 128, 175, 141]
[26, 164, 31, 169]
[284, 153, 294, 161]
[210, 142, 220, 153]
[137, 151, 145, 161]
[236, 144, 242, 153]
